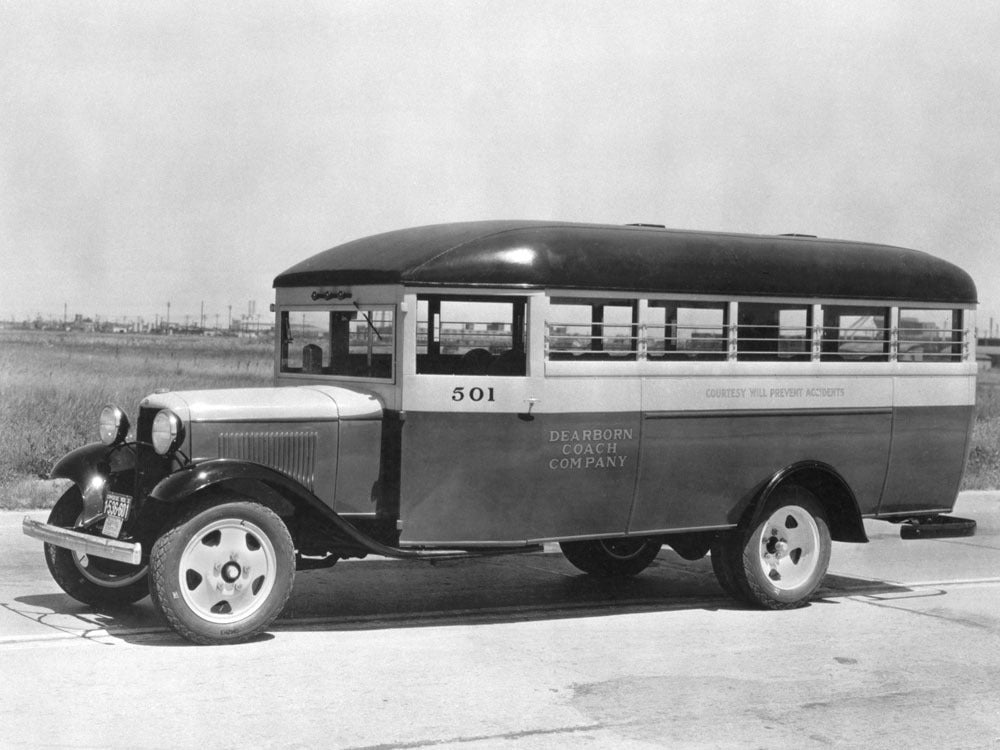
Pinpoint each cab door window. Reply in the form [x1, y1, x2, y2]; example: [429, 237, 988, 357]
[416, 296, 527, 375]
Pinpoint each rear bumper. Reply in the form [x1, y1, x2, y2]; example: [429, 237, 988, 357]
[22, 517, 143, 565]
[899, 515, 977, 540]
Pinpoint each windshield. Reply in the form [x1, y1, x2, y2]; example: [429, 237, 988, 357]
[279, 306, 395, 379]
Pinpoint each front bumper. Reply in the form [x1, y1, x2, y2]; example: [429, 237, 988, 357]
[22, 517, 143, 566]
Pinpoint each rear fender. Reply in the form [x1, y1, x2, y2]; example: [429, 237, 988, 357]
[749, 461, 868, 543]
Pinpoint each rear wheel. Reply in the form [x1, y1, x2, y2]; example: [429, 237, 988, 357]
[149, 500, 295, 645]
[44, 486, 149, 607]
[711, 486, 831, 609]
[560, 537, 662, 577]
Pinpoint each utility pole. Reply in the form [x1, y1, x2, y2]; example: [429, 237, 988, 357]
[166, 301, 171, 332]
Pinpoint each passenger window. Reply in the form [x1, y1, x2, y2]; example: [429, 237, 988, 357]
[821, 306, 890, 362]
[736, 303, 811, 361]
[546, 298, 638, 360]
[647, 301, 728, 361]
[416, 296, 526, 375]
[898, 309, 963, 362]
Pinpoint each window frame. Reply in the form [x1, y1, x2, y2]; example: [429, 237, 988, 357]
[819, 305, 891, 362]
[545, 296, 640, 361]
[645, 299, 729, 361]
[415, 294, 528, 376]
[541, 291, 972, 371]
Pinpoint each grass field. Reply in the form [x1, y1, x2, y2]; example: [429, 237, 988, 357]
[0, 329, 271, 508]
[967, 367, 1000, 490]
[1, 329, 998, 508]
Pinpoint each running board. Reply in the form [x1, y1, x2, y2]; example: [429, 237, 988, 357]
[899, 515, 976, 540]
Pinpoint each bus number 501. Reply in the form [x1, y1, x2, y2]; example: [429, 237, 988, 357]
[452, 386, 496, 403]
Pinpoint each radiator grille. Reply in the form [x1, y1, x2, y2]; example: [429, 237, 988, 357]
[218, 431, 318, 491]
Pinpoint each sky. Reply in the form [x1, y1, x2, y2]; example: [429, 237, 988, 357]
[2, 1, 999, 332]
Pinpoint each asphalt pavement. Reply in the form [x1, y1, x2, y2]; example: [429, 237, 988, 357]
[1, 492, 998, 749]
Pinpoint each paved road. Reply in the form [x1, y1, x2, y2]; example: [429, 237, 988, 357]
[1, 493, 999, 749]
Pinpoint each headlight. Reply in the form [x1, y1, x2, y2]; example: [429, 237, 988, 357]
[151, 410, 185, 456]
[98, 405, 130, 446]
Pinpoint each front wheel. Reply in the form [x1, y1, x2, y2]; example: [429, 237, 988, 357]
[559, 537, 662, 577]
[149, 500, 295, 645]
[44, 487, 149, 607]
[711, 486, 831, 609]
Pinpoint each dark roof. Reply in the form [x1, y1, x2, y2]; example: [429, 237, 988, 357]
[273, 221, 977, 304]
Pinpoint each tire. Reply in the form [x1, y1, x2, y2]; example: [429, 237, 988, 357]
[149, 500, 295, 645]
[44, 486, 149, 607]
[559, 537, 662, 577]
[710, 533, 741, 598]
[711, 486, 831, 609]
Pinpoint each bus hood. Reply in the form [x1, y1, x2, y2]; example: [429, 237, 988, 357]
[139, 385, 383, 423]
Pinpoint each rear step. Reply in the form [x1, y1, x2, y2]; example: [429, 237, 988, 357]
[899, 515, 976, 540]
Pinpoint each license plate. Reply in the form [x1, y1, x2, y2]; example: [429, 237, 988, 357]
[102, 492, 132, 538]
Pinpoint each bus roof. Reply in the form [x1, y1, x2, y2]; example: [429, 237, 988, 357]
[273, 221, 977, 304]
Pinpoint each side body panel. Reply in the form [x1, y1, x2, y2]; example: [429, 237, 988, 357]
[878, 369, 977, 515]
[398, 410, 640, 544]
[630, 410, 892, 533]
[630, 371, 893, 531]
[878, 405, 975, 515]
[396, 365, 976, 545]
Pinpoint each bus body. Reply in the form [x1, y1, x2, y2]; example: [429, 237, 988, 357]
[24, 221, 978, 644]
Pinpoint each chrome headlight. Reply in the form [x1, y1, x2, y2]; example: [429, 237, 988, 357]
[151, 410, 185, 456]
[98, 405, 130, 446]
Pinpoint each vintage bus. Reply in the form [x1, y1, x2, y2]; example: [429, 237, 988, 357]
[23, 221, 978, 644]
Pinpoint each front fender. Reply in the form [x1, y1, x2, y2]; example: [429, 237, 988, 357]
[147, 459, 412, 560]
[51, 442, 136, 525]
[147, 459, 354, 546]
[51, 442, 136, 485]
[149, 458, 317, 509]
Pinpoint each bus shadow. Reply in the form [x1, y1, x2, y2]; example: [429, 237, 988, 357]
[6, 553, 916, 645]
[273, 552, 917, 635]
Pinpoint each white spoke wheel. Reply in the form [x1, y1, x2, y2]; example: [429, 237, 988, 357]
[560, 537, 662, 577]
[44, 487, 149, 607]
[711, 486, 831, 609]
[178, 519, 278, 623]
[150, 500, 294, 645]
[754, 504, 822, 591]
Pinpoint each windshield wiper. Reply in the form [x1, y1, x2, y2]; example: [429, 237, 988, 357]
[353, 302, 383, 341]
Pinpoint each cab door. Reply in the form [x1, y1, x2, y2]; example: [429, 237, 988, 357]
[396, 293, 640, 545]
